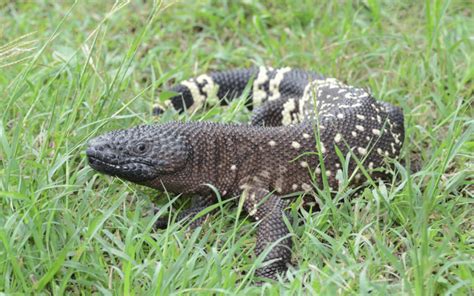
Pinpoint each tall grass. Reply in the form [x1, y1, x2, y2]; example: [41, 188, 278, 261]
[0, 0, 472, 294]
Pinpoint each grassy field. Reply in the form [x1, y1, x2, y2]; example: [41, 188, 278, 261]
[1, 0, 473, 294]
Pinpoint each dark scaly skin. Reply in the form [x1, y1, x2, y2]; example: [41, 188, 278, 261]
[88, 68, 404, 281]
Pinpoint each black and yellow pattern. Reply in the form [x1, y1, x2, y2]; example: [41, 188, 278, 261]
[88, 68, 404, 281]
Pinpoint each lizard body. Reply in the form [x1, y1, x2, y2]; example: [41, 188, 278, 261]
[87, 67, 404, 280]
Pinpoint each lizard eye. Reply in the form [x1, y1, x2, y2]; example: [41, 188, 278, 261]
[134, 142, 148, 154]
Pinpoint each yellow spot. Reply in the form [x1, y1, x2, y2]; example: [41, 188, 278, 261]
[357, 147, 367, 155]
[269, 67, 292, 101]
[249, 203, 258, 216]
[301, 183, 312, 191]
[239, 183, 251, 190]
[372, 129, 381, 136]
[281, 98, 296, 125]
[252, 67, 270, 106]
[292, 141, 301, 149]
[320, 143, 326, 154]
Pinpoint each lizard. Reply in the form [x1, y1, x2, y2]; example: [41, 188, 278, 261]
[86, 67, 404, 281]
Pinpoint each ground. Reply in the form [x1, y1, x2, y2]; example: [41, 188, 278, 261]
[0, 0, 472, 294]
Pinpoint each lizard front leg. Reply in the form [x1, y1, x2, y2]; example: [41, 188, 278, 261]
[242, 187, 292, 280]
[154, 195, 216, 230]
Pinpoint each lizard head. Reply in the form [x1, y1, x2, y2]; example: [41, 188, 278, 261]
[86, 123, 190, 184]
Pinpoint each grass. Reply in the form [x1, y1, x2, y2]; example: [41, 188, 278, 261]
[0, 0, 472, 294]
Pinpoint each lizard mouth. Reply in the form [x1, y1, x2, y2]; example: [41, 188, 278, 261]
[86, 149, 158, 182]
